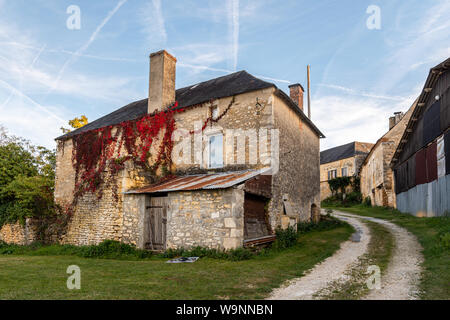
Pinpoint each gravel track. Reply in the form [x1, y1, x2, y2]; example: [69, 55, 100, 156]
[268, 210, 423, 300]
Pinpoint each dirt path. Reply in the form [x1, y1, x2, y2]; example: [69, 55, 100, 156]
[354, 214, 424, 300]
[268, 213, 371, 300]
[268, 210, 423, 300]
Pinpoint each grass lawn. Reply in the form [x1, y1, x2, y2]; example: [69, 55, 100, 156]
[0, 224, 353, 300]
[323, 204, 450, 300]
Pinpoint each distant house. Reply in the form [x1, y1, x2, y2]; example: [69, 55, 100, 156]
[391, 57, 450, 217]
[34, 50, 325, 250]
[320, 142, 373, 200]
[360, 101, 417, 207]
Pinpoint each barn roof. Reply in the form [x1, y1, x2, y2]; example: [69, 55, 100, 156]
[125, 168, 271, 194]
[391, 57, 450, 167]
[56, 70, 324, 140]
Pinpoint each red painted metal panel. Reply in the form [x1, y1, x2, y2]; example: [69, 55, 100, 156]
[426, 142, 438, 183]
[415, 148, 427, 185]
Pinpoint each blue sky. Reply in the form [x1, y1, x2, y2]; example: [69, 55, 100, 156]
[0, 0, 449, 150]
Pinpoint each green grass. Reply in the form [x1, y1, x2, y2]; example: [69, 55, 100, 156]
[0, 224, 353, 299]
[315, 220, 394, 300]
[323, 204, 450, 300]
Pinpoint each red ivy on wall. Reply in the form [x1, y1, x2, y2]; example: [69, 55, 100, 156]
[69, 96, 236, 205]
[71, 101, 184, 202]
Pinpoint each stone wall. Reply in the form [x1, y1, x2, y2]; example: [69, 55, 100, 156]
[272, 94, 321, 224]
[320, 157, 356, 200]
[172, 88, 274, 174]
[54, 86, 321, 248]
[360, 104, 415, 207]
[166, 188, 244, 249]
[122, 194, 147, 248]
[54, 88, 275, 247]
[0, 219, 39, 245]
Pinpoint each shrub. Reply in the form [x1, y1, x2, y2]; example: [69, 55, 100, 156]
[344, 192, 362, 205]
[77, 240, 152, 259]
[0, 240, 152, 260]
[322, 192, 362, 207]
[363, 196, 372, 207]
[272, 226, 298, 249]
[321, 195, 341, 207]
[297, 215, 344, 234]
[439, 232, 450, 250]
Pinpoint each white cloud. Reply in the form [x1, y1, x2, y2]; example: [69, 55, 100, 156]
[140, 0, 167, 48]
[378, 0, 450, 92]
[318, 84, 406, 102]
[49, 0, 129, 95]
[313, 93, 417, 151]
[227, 0, 239, 71]
[0, 84, 67, 149]
[170, 43, 230, 68]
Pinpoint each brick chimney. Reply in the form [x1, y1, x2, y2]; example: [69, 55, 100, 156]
[288, 83, 304, 111]
[389, 111, 404, 130]
[148, 50, 177, 114]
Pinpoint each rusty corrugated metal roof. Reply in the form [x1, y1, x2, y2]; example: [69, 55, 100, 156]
[125, 168, 271, 194]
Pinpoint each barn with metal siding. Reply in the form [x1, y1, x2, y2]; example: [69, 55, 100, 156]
[392, 57, 450, 217]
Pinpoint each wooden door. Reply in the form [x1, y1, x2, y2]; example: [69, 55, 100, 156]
[244, 193, 270, 240]
[145, 196, 167, 250]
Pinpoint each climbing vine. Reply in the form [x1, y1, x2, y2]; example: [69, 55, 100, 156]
[71, 102, 184, 203]
[69, 96, 237, 207]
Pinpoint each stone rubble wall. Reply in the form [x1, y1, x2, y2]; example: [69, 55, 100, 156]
[319, 157, 356, 201]
[272, 94, 321, 224]
[52, 87, 321, 248]
[166, 188, 244, 249]
[360, 104, 415, 207]
[0, 219, 39, 245]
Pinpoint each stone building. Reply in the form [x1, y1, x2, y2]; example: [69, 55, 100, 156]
[391, 57, 450, 217]
[360, 101, 417, 207]
[44, 50, 324, 250]
[320, 142, 373, 200]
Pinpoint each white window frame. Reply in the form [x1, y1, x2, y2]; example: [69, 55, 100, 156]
[328, 169, 337, 180]
[341, 167, 348, 177]
[207, 133, 224, 169]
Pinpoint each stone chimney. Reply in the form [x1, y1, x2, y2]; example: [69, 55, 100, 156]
[148, 50, 177, 114]
[389, 111, 404, 130]
[288, 83, 304, 111]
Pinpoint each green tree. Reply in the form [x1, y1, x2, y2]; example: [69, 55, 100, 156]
[0, 175, 55, 225]
[0, 143, 38, 192]
[0, 126, 57, 227]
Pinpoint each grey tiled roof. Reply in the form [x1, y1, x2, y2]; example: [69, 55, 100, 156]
[56, 70, 324, 140]
[320, 142, 357, 165]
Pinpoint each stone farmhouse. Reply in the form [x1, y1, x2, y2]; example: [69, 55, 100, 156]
[51, 50, 324, 250]
[360, 102, 417, 207]
[319, 142, 373, 201]
[391, 57, 450, 217]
